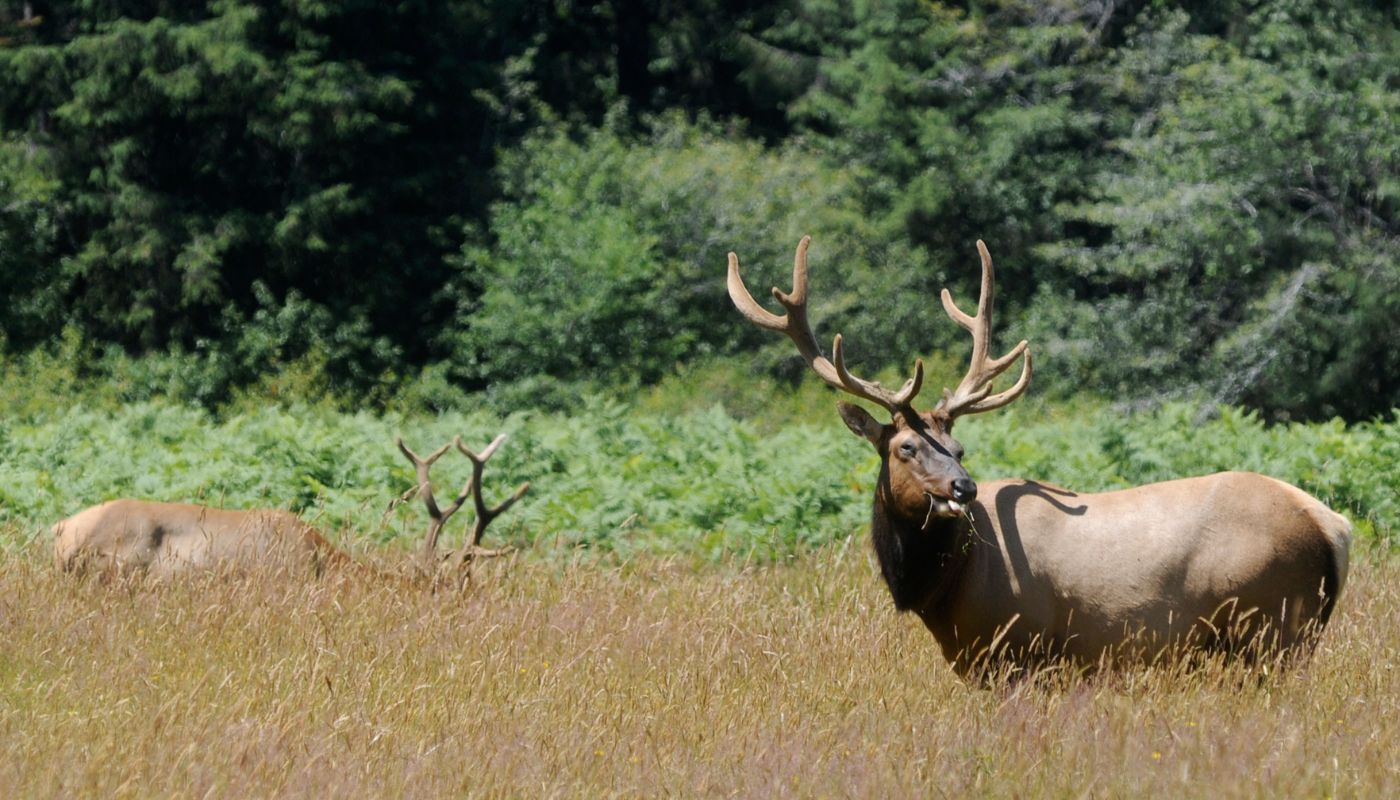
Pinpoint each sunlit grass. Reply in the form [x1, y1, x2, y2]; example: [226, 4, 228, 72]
[1, 535, 1394, 798]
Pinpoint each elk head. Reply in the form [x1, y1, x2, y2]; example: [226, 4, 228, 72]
[727, 237, 1032, 534]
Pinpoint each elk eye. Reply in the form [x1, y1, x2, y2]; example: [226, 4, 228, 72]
[898, 441, 917, 458]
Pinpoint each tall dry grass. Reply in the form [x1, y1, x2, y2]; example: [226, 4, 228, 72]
[1, 538, 1395, 798]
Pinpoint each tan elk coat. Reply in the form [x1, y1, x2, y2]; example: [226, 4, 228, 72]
[52, 499, 339, 577]
[907, 473, 1351, 672]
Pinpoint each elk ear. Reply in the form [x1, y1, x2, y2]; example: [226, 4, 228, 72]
[837, 402, 885, 447]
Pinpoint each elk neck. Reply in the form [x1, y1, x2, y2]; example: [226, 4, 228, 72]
[870, 462, 974, 614]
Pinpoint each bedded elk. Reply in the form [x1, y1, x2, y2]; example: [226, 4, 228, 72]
[52, 434, 528, 581]
[728, 237, 1351, 675]
[52, 500, 343, 577]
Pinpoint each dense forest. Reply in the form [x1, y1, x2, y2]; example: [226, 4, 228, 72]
[2, 0, 1397, 421]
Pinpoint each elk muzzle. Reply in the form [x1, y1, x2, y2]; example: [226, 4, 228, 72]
[951, 478, 977, 505]
[917, 475, 977, 529]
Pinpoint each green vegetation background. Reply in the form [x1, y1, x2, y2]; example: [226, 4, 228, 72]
[2, 357, 1395, 553]
[3, 1, 1397, 421]
[1, 2, 1396, 554]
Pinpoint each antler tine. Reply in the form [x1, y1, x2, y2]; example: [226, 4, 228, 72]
[457, 433, 508, 466]
[396, 436, 453, 469]
[955, 352, 1033, 415]
[727, 237, 827, 365]
[833, 335, 925, 409]
[727, 237, 925, 415]
[480, 481, 531, 530]
[398, 436, 473, 572]
[396, 437, 457, 515]
[448, 434, 531, 572]
[936, 240, 1034, 420]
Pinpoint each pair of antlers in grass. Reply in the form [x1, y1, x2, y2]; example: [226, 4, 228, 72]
[396, 433, 530, 577]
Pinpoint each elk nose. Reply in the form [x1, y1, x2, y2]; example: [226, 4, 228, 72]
[951, 478, 977, 505]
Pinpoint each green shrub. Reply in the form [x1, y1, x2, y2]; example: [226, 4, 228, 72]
[3, 388, 1392, 557]
[448, 113, 961, 396]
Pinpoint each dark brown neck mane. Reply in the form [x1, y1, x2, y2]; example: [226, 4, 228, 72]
[870, 466, 972, 612]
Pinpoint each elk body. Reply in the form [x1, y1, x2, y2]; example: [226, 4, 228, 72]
[52, 499, 342, 577]
[53, 434, 528, 582]
[729, 237, 1351, 675]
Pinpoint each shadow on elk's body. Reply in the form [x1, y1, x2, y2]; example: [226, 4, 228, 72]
[728, 236, 1351, 678]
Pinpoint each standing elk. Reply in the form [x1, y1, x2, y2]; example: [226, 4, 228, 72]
[52, 433, 528, 582]
[728, 237, 1351, 675]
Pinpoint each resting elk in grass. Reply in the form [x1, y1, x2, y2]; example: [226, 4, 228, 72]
[728, 237, 1351, 676]
[52, 500, 341, 578]
[53, 433, 528, 583]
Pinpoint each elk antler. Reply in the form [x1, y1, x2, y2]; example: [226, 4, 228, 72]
[446, 434, 531, 572]
[396, 436, 474, 574]
[936, 240, 1033, 419]
[728, 236, 924, 414]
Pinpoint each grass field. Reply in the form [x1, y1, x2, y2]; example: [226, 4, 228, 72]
[3, 382, 1395, 796]
[2, 537, 1395, 798]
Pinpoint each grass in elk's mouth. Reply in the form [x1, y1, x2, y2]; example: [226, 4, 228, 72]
[0, 539, 1394, 798]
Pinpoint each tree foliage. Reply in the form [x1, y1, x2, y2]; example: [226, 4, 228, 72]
[1, 0, 1396, 419]
[2, 1, 524, 375]
[1031, 3, 1400, 419]
[448, 114, 935, 402]
[780, 0, 1398, 419]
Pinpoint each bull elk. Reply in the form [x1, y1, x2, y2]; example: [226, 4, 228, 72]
[52, 433, 528, 583]
[728, 237, 1351, 675]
